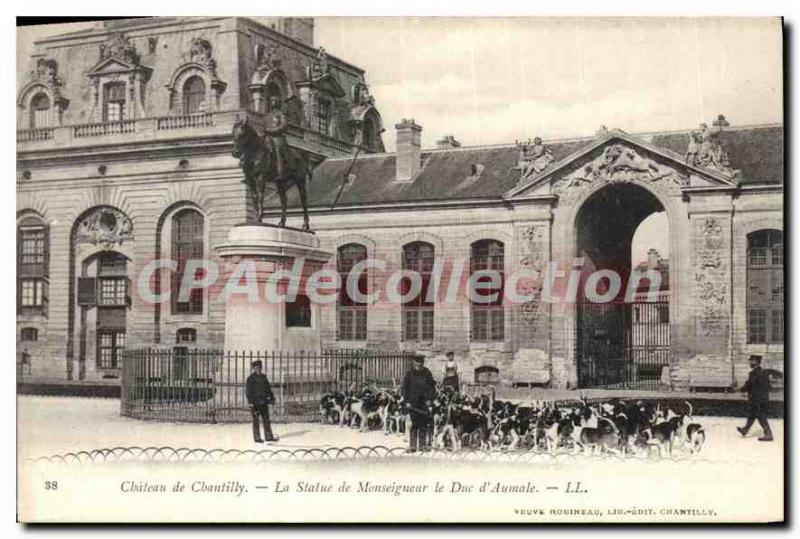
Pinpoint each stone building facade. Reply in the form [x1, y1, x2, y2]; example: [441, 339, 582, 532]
[17, 18, 782, 390]
[270, 120, 783, 389]
[17, 17, 385, 381]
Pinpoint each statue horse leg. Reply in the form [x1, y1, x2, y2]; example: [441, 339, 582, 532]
[297, 173, 311, 231]
[277, 179, 288, 227]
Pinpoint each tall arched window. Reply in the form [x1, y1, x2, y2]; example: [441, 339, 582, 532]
[171, 208, 204, 314]
[17, 214, 49, 315]
[470, 240, 505, 342]
[103, 82, 126, 122]
[747, 229, 783, 343]
[337, 243, 368, 341]
[183, 76, 206, 114]
[266, 81, 283, 112]
[402, 242, 435, 342]
[30, 93, 51, 129]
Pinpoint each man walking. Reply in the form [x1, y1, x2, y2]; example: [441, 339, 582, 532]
[246, 360, 279, 443]
[737, 355, 774, 442]
[402, 354, 437, 453]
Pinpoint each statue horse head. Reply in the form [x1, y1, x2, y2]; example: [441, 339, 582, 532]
[232, 116, 261, 163]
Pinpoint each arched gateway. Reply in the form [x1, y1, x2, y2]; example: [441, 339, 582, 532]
[510, 129, 740, 390]
[574, 183, 670, 389]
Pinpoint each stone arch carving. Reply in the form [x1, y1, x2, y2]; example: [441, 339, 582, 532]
[17, 58, 69, 128]
[73, 206, 134, 250]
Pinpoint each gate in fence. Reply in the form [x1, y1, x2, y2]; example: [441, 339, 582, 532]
[577, 300, 670, 389]
[121, 349, 414, 423]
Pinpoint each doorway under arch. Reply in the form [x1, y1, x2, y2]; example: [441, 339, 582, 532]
[574, 183, 670, 389]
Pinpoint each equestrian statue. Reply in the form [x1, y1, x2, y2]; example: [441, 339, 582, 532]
[231, 97, 315, 230]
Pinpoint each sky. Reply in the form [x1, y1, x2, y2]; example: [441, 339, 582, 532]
[17, 17, 783, 264]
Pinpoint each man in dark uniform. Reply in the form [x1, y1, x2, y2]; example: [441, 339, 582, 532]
[246, 360, 279, 443]
[402, 354, 437, 453]
[737, 355, 773, 442]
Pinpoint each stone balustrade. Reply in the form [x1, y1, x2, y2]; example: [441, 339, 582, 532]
[16, 127, 54, 143]
[74, 120, 136, 138]
[17, 110, 359, 158]
[156, 113, 215, 131]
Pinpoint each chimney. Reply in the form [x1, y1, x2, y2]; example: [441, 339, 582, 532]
[647, 248, 660, 269]
[395, 119, 422, 182]
[436, 135, 461, 150]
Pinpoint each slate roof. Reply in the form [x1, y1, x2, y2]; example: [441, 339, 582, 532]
[268, 124, 782, 210]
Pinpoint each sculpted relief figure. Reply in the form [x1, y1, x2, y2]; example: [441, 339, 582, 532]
[516, 137, 554, 179]
[686, 117, 738, 177]
[311, 46, 330, 79]
[100, 32, 139, 65]
[555, 143, 685, 195]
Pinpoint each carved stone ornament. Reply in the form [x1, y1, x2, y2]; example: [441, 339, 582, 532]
[310, 46, 330, 79]
[255, 44, 281, 78]
[75, 208, 133, 249]
[189, 38, 216, 73]
[554, 144, 687, 194]
[698, 306, 725, 337]
[99, 32, 140, 66]
[685, 115, 739, 178]
[516, 137, 555, 179]
[348, 84, 380, 144]
[31, 58, 61, 86]
[693, 217, 727, 336]
[519, 224, 548, 327]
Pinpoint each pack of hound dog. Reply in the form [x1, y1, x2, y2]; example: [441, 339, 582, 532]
[320, 387, 707, 458]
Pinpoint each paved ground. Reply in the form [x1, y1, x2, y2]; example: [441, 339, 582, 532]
[18, 395, 783, 464]
[18, 396, 785, 523]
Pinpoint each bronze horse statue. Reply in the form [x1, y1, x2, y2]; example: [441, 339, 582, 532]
[231, 116, 313, 229]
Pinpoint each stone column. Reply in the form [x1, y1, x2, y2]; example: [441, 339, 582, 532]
[213, 224, 332, 414]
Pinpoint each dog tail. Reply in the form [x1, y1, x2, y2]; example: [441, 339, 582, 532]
[684, 400, 694, 419]
[598, 416, 618, 434]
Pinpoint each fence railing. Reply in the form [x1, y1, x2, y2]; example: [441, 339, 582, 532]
[156, 113, 215, 131]
[74, 120, 136, 138]
[17, 127, 54, 142]
[120, 348, 414, 424]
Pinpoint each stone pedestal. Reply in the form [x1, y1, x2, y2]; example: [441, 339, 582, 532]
[213, 224, 332, 413]
[214, 224, 332, 353]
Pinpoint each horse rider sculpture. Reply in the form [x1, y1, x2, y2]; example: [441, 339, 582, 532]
[231, 107, 316, 230]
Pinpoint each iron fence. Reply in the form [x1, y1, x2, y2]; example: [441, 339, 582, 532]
[577, 301, 671, 390]
[120, 348, 414, 423]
